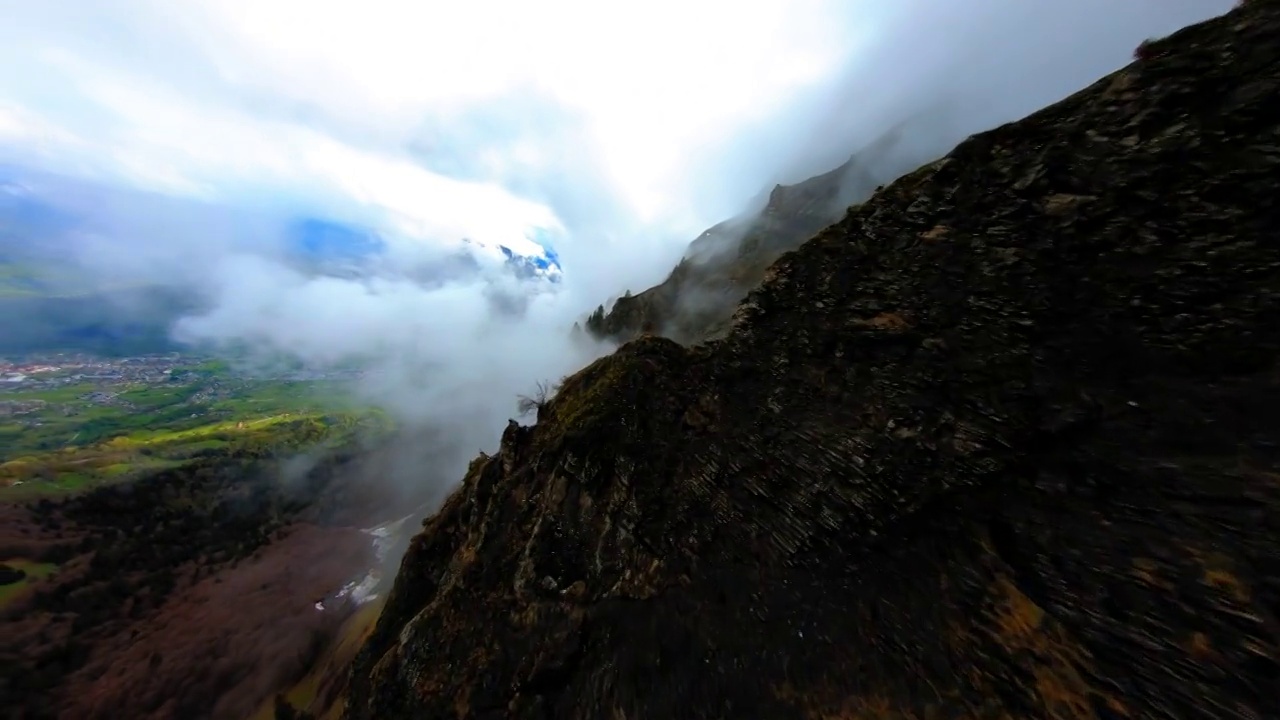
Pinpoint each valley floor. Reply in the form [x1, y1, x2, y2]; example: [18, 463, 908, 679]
[0, 353, 425, 720]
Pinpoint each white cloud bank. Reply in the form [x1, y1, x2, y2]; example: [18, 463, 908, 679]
[0, 0, 1235, 485]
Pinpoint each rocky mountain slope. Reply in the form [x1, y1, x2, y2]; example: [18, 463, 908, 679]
[583, 124, 933, 345]
[1, 432, 423, 720]
[347, 3, 1280, 718]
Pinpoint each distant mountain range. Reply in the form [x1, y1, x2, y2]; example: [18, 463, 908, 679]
[0, 167, 564, 356]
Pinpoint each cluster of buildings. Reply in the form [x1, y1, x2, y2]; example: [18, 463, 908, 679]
[0, 398, 47, 417]
[0, 353, 196, 390]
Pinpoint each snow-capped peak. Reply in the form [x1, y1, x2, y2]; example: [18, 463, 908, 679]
[461, 226, 563, 283]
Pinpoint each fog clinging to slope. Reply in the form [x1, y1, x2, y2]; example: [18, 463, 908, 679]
[0, 0, 1235, 491]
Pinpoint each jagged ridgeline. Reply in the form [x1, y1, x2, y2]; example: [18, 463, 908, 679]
[581, 123, 935, 345]
[348, 3, 1280, 719]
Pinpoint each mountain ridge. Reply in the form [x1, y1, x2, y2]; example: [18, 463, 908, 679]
[347, 3, 1280, 718]
[582, 124, 930, 345]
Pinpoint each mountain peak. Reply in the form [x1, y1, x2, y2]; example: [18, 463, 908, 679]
[583, 121, 929, 346]
[346, 2, 1280, 717]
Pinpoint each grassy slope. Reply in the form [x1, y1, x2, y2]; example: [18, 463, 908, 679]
[0, 366, 388, 499]
[0, 559, 59, 610]
[0, 410, 386, 500]
[248, 598, 388, 720]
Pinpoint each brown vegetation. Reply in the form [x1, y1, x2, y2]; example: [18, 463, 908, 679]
[61, 523, 370, 720]
[1, 437, 418, 720]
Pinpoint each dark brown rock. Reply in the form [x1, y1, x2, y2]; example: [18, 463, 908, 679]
[585, 125, 924, 346]
[347, 3, 1280, 718]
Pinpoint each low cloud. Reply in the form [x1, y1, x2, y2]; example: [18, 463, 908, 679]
[171, 250, 615, 467]
[0, 0, 1235, 494]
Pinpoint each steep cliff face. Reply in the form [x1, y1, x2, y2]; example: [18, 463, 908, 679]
[347, 3, 1280, 718]
[585, 124, 927, 345]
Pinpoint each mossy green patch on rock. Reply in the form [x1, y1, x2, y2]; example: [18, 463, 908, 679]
[536, 336, 696, 455]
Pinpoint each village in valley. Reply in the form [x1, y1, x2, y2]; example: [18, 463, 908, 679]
[0, 353, 369, 419]
[0, 351, 375, 466]
[1, 353, 195, 387]
[0, 354, 198, 419]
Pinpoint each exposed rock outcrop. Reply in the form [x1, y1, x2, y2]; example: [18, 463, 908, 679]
[348, 3, 1280, 718]
[585, 124, 928, 345]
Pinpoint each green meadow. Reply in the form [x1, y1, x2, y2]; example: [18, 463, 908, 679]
[0, 364, 388, 499]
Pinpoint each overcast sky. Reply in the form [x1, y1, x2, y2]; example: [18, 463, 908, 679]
[0, 0, 1234, 467]
[0, 1, 1232, 264]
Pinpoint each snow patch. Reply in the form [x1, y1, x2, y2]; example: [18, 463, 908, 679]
[317, 510, 422, 611]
